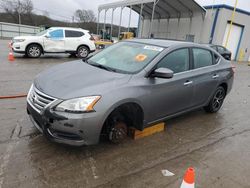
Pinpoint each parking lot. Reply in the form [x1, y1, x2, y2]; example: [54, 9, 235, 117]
[0, 39, 250, 187]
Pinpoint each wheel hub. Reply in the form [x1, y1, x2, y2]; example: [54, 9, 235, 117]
[109, 122, 128, 143]
[79, 48, 88, 57]
[212, 89, 225, 110]
[29, 47, 40, 57]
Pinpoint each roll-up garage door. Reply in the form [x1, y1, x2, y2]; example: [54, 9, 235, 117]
[222, 23, 243, 60]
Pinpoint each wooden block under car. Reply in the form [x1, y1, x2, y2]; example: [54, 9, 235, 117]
[128, 122, 165, 140]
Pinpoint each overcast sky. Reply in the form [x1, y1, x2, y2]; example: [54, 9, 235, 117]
[32, 0, 250, 27]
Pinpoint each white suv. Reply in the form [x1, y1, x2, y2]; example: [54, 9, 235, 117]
[11, 27, 96, 58]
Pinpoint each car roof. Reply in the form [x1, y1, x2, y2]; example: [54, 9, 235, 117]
[201, 44, 214, 48]
[127, 38, 201, 48]
[202, 43, 225, 48]
[49, 27, 89, 32]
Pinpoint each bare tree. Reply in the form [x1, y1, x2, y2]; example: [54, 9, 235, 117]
[86, 10, 96, 22]
[0, 0, 33, 14]
[0, 0, 33, 23]
[74, 9, 96, 23]
[21, 0, 33, 14]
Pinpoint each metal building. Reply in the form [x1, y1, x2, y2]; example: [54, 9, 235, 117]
[98, 1, 250, 61]
[204, 5, 250, 61]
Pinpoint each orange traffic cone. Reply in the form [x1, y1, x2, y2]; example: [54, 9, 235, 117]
[180, 167, 195, 188]
[8, 52, 15, 62]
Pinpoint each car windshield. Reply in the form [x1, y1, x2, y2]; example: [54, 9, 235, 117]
[89, 42, 164, 74]
[35, 29, 51, 36]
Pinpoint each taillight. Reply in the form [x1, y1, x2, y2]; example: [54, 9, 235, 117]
[90, 35, 95, 41]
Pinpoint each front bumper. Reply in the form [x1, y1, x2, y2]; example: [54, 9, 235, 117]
[12, 42, 26, 53]
[27, 101, 104, 146]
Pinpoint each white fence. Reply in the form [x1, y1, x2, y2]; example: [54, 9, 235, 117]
[0, 22, 40, 38]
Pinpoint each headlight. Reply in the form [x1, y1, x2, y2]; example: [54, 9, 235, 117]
[13, 39, 26, 43]
[55, 96, 101, 113]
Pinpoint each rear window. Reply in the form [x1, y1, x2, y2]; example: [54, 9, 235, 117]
[217, 46, 226, 53]
[65, 30, 84, 38]
[211, 46, 217, 51]
[193, 48, 213, 69]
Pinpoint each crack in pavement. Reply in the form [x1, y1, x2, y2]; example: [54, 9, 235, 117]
[93, 128, 250, 188]
[0, 115, 41, 144]
[0, 123, 21, 188]
[1, 114, 249, 188]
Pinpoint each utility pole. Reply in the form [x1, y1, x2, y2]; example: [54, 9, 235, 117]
[224, 0, 238, 48]
[18, 0, 21, 25]
[17, 0, 21, 36]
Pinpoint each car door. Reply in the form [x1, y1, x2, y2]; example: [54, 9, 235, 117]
[145, 48, 195, 122]
[43, 29, 65, 52]
[190, 48, 220, 107]
[64, 30, 84, 51]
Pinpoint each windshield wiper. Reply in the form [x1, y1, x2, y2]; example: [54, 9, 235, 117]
[82, 58, 117, 73]
[89, 63, 117, 72]
[82, 55, 93, 64]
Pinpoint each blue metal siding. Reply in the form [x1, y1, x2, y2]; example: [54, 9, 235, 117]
[209, 8, 220, 44]
[235, 25, 244, 60]
[204, 4, 250, 16]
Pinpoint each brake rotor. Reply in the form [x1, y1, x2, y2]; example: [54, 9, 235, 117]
[109, 122, 128, 144]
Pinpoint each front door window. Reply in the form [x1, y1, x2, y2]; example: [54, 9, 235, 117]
[156, 48, 190, 73]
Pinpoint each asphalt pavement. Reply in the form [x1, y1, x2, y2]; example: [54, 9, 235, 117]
[0, 39, 250, 188]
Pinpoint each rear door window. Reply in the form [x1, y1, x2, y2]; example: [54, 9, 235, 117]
[192, 48, 213, 69]
[65, 30, 84, 38]
[156, 48, 190, 73]
[49, 29, 64, 38]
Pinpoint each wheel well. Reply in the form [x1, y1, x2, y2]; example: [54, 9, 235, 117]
[77, 45, 90, 52]
[25, 43, 44, 53]
[219, 83, 228, 94]
[102, 103, 144, 134]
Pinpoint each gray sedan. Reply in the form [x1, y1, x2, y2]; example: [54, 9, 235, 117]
[27, 39, 234, 146]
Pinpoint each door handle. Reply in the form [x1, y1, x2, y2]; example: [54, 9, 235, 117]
[212, 74, 219, 79]
[184, 81, 193, 86]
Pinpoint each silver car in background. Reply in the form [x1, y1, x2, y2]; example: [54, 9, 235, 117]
[27, 39, 234, 146]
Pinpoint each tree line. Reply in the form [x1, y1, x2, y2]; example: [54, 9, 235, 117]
[0, 0, 128, 36]
[0, 0, 97, 22]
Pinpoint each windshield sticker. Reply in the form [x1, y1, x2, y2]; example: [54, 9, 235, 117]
[135, 54, 147, 62]
[144, 45, 163, 52]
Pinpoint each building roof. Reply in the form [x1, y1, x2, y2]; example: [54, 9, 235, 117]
[204, 4, 250, 16]
[98, 0, 206, 19]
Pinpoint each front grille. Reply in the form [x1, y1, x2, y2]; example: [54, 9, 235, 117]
[28, 85, 56, 114]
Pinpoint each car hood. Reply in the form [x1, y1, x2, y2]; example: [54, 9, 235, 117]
[13, 35, 41, 40]
[34, 60, 132, 99]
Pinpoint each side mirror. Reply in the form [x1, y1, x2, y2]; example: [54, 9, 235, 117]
[151, 68, 174, 79]
[45, 34, 50, 38]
